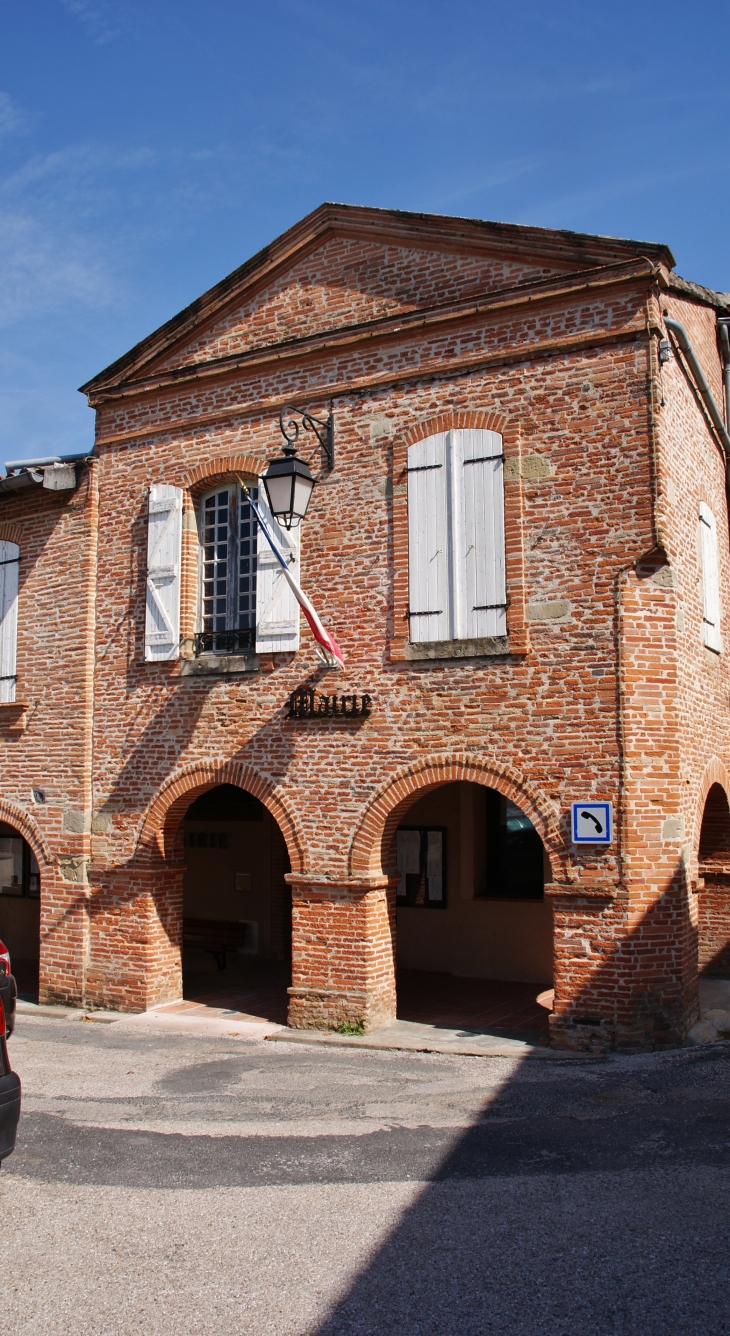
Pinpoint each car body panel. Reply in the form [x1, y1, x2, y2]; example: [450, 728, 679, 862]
[0, 940, 18, 1038]
[0, 993, 19, 1159]
[0, 1071, 21, 1159]
[0, 974, 17, 1038]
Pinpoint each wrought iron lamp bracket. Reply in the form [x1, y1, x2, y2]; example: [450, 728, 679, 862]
[279, 404, 334, 470]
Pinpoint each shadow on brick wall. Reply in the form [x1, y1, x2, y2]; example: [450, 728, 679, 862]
[96, 686, 300, 825]
[548, 860, 699, 1054]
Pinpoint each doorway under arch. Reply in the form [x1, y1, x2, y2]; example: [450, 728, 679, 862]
[394, 781, 553, 1035]
[181, 783, 291, 1023]
[0, 821, 40, 999]
[698, 782, 730, 977]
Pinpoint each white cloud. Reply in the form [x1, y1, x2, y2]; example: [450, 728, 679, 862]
[0, 142, 158, 325]
[60, 0, 127, 45]
[0, 92, 26, 139]
[0, 207, 118, 326]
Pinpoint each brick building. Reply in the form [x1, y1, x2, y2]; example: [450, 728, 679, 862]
[1, 202, 729, 1051]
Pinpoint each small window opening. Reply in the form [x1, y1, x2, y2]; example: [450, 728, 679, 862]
[481, 792, 544, 900]
[197, 483, 258, 656]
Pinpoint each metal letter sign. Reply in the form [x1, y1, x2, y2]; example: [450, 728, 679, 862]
[571, 801, 612, 845]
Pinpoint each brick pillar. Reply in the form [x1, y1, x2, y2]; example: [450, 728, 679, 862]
[548, 875, 698, 1053]
[84, 859, 184, 1012]
[287, 874, 397, 1032]
[39, 868, 90, 1008]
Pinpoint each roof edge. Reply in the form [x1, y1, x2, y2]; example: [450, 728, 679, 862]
[79, 202, 677, 397]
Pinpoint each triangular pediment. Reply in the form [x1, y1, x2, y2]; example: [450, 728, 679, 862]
[81, 204, 675, 397]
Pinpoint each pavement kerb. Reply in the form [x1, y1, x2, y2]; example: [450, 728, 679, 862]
[15, 1002, 600, 1055]
[16, 1001, 121, 1023]
[265, 1028, 603, 1060]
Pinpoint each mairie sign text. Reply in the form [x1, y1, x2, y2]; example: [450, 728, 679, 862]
[286, 687, 372, 719]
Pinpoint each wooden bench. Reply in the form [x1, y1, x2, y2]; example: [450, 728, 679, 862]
[183, 918, 250, 971]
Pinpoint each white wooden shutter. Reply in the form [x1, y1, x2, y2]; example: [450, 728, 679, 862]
[457, 429, 506, 639]
[700, 501, 722, 652]
[145, 485, 182, 661]
[407, 429, 506, 645]
[255, 482, 301, 653]
[0, 541, 19, 703]
[407, 433, 450, 643]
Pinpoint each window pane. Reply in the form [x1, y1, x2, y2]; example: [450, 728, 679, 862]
[203, 489, 230, 632]
[238, 487, 258, 629]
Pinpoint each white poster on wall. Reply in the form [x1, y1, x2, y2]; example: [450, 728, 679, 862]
[397, 830, 421, 875]
[426, 830, 443, 901]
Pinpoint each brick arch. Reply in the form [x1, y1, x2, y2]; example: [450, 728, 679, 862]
[180, 453, 269, 496]
[348, 753, 562, 879]
[402, 410, 515, 449]
[693, 757, 730, 864]
[0, 523, 23, 547]
[136, 760, 306, 873]
[0, 799, 54, 868]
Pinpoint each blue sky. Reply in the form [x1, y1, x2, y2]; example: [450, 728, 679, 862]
[1, 0, 729, 461]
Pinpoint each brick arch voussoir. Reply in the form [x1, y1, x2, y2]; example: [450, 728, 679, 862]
[693, 756, 730, 859]
[180, 454, 269, 496]
[349, 754, 562, 879]
[0, 800, 53, 868]
[402, 411, 517, 451]
[136, 762, 305, 873]
[0, 523, 23, 548]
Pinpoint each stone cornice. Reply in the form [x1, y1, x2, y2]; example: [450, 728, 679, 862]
[94, 317, 648, 449]
[88, 256, 661, 413]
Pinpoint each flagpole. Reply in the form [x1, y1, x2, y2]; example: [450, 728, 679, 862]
[238, 477, 344, 668]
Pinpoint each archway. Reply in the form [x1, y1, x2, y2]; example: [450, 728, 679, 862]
[697, 782, 730, 976]
[391, 780, 554, 1036]
[180, 783, 291, 1023]
[0, 821, 41, 999]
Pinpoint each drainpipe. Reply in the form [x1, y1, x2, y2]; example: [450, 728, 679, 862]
[718, 320, 730, 430]
[663, 316, 730, 461]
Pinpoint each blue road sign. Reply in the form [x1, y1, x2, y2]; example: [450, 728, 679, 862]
[571, 801, 612, 844]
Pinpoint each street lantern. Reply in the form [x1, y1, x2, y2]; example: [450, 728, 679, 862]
[262, 444, 315, 528]
[262, 404, 334, 529]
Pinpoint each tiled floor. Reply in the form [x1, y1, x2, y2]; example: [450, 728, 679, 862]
[397, 970, 552, 1032]
[180, 961, 552, 1034]
[182, 959, 290, 1024]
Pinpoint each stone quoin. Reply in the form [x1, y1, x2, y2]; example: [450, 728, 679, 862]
[1, 203, 730, 1051]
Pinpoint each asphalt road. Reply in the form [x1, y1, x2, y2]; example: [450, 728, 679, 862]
[5, 1015, 730, 1335]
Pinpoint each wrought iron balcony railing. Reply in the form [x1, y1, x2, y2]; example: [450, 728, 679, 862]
[194, 628, 256, 657]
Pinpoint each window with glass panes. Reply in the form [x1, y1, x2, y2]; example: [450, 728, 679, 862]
[0, 824, 39, 898]
[201, 484, 258, 650]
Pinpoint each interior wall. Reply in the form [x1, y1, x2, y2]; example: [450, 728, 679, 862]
[396, 782, 554, 984]
[183, 800, 290, 969]
[0, 898, 40, 961]
[0, 823, 41, 969]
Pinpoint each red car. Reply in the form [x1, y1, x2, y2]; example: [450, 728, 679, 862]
[0, 941, 16, 1039]
[0, 995, 20, 1161]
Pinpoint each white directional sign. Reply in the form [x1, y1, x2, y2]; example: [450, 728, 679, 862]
[571, 801, 612, 845]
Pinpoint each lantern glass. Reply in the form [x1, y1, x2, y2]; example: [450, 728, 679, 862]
[262, 449, 315, 528]
[264, 471, 295, 517]
[292, 472, 315, 521]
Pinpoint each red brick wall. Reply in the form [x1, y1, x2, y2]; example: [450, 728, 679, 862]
[0, 470, 98, 1005]
[3, 208, 728, 1046]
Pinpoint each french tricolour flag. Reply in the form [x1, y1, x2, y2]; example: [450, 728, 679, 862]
[243, 483, 345, 668]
